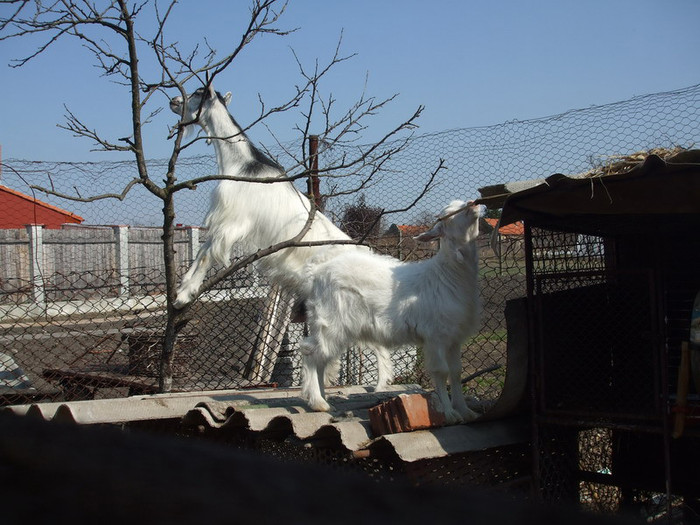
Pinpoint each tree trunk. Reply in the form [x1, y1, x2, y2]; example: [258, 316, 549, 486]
[159, 189, 179, 392]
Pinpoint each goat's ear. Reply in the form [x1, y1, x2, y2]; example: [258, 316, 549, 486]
[223, 92, 232, 106]
[414, 223, 442, 243]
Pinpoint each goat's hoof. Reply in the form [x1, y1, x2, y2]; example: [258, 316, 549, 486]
[442, 408, 464, 425]
[308, 399, 332, 412]
[457, 407, 480, 423]
[173, 294, 192, 309]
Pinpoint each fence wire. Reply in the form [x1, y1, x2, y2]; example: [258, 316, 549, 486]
[1, 83, 699, 405]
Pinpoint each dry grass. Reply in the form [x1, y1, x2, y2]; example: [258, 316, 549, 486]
[579, 146, 688, 179]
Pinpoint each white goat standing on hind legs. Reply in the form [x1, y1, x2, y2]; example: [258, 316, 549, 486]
[300, 200, 483, 424]
[169, 84, 394, 390]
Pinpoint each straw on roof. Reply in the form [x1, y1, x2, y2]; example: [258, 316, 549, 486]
[578, 146, 689, 179]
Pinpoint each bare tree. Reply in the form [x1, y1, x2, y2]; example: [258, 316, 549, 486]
[0, 0, 440, 391]
[340, 194, 385, 239]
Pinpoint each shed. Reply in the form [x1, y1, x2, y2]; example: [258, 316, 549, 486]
[478, 149, 700, 518]
[0, 185, 84, 229]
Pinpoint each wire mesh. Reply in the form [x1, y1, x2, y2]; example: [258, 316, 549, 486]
[534, 269, 658, 418]
[536, 423, 700, 522]
[528, 209, 700, 521]
[1, 83, 699, 405]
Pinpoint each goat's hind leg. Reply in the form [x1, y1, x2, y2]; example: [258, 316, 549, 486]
[447, 345, 479, 422]
[371, 345, 394, 391]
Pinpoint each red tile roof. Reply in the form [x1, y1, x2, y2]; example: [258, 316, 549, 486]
[484, 218, 524, 236]
[394, 224, 429, 237]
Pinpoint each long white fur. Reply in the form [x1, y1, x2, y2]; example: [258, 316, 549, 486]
[299, 200, 482, 424]
[170, 84, 393, 389]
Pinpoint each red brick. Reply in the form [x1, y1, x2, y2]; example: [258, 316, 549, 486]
[369, 393, 446, 436]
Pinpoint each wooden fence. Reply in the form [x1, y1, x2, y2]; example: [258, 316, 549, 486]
[1, 224, 193, 300]
[0, 222, 523, 313]
[0, 224, 262, 319]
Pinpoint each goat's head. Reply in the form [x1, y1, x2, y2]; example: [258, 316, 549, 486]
[415, 200, 481, 259]
[169, 84, 232, 125]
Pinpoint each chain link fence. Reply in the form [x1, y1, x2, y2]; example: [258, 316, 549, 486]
[1, 83, 699, 406]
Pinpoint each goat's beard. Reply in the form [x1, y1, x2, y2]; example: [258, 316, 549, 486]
[181, 123, 198, 140]
[182, 124, 214, 145]
[168, 122, 199, 141]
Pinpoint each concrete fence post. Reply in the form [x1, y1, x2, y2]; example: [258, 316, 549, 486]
[26, 224, 45, 306]
[114, 225, 130, 297]
[186, 226, 200, 262]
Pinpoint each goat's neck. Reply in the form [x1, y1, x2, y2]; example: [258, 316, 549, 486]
[434, 242, 479, 286]
[201, 107, 255, 175]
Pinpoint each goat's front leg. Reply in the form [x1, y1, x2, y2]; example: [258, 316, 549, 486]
[423, 344, 463, 425]
[447, 345, 479, 422]
[173, 243, 212, 308]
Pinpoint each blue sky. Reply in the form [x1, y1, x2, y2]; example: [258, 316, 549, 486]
[1, 0, 699, 163]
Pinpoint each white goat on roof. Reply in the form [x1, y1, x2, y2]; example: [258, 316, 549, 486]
[300, 200, 483, 424]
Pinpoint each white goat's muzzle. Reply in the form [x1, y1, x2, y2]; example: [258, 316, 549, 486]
[169, 97, 183, 113]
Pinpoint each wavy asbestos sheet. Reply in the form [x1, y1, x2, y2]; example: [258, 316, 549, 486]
[365, 416, 529, 462]
[181, 384, 425, 451]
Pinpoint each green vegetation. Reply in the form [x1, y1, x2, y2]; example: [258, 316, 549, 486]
[466, 328, 507, 345]
[467, 366, 506, 395]
[479, 262, 526, 278]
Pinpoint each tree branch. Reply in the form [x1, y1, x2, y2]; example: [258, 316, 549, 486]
[356, 158, 445, 244]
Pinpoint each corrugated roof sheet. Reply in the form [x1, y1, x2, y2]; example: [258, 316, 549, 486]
[4, 383, 528, 462]
[366, 417, 529, 462]
[477, 150, 700, 233]
[186, 392, 528, 460]
[3, 385, 424, 426]
[181, 385, 423, 452]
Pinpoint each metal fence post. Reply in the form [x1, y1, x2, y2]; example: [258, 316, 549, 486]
[114, 225, 130, 297]
[307, 134, 322, 210]
[26, 224, 45, 306]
